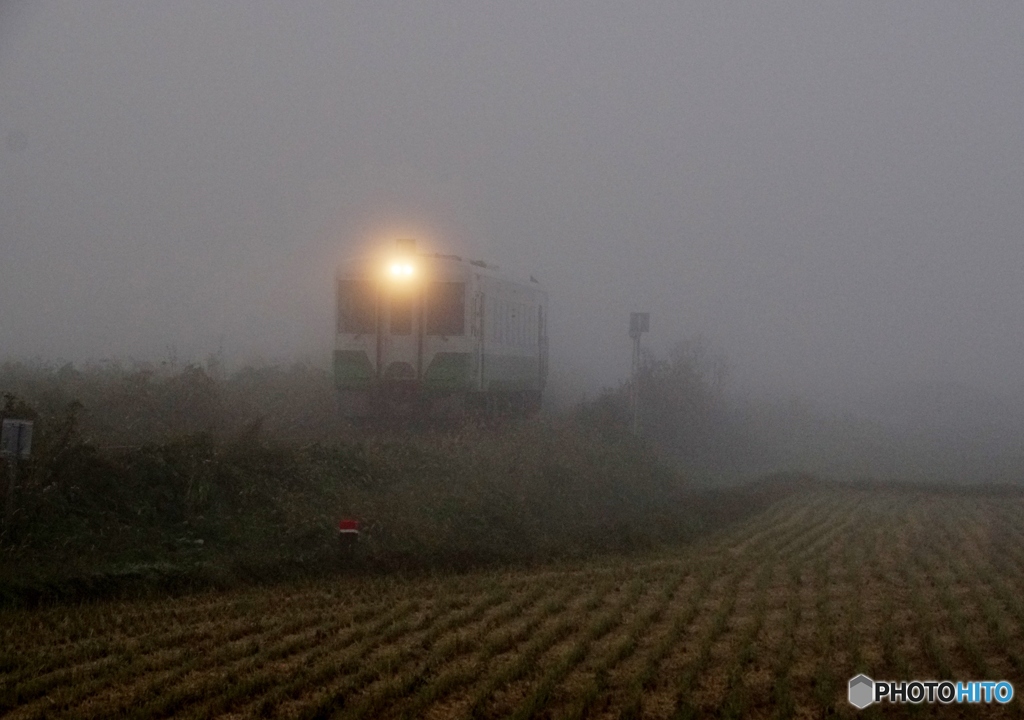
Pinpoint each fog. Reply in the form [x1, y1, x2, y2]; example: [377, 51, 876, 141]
[2, 2, 1023, 429]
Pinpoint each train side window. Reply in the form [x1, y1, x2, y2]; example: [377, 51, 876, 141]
[338, 279, 376, 334]
[426, 282, 465, 336]
[390, 293, 412, 335]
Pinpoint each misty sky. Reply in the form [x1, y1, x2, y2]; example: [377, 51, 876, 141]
[1, 2, 1022, 404]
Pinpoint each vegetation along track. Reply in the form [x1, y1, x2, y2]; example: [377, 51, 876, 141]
[3, 486, 1024, 719]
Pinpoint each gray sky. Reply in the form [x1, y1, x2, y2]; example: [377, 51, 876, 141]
[1, 1, 1022, 403]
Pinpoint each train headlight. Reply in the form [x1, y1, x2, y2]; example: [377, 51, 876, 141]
[387, 261, 416, 279]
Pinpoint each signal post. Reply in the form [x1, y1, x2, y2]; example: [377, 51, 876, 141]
[629, 312, 649, 435]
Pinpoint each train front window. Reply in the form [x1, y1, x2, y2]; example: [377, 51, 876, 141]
[390, 293, 413, 335]
[337, 279, 376, 334]
[426, 282, 465, 336]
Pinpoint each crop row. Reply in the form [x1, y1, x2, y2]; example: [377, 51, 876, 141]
[3, 488, 1023, 718]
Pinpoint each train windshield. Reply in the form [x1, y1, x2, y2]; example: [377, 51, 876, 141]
[337, 279, 376, 334]
[426, 282, 465, 336]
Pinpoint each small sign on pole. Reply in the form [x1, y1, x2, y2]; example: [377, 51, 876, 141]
[0, 419, 32, 459]
[338, 518, 360, 549]
[629, 312, 649, 339]
[2, 419, 32, 533]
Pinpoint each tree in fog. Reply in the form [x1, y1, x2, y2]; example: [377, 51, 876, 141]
[577, 335, 751, 480]
[637, 336, 739, 466]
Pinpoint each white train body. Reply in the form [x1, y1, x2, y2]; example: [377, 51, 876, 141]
[334, 248, 548, 416]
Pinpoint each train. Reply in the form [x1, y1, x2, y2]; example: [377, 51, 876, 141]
[334, 240, 548, 417]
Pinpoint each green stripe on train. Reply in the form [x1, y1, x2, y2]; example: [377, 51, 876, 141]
[336, 350, 539, 393]
[423, 352, 472, 390]
[334, 350, 375, 389]
[483, 353, 542, 392]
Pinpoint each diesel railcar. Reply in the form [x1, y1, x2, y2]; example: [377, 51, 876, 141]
[334, 242, 548, 417]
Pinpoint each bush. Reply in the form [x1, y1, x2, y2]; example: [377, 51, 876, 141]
[0, 361, 806, 603]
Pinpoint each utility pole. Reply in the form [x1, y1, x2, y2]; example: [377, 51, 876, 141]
[629, 312, 649, 435]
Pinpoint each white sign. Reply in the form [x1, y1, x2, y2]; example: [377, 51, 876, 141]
[0, 419, 33, 458]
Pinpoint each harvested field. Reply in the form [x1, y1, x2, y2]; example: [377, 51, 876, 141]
[3, 485, 1024, 718]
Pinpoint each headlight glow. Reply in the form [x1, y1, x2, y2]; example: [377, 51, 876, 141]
[387, 261, 416, 278]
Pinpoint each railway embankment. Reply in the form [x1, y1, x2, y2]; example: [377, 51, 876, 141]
[0, 411, 812, 606]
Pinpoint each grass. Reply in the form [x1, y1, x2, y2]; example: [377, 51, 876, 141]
[0, 393, 812, 607]
[0, 355, 835, 609]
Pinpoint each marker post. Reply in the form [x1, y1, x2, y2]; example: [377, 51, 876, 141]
[1, 419, 33, 536]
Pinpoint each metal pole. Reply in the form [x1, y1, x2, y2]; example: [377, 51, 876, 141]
[631, 332, 640, 435]
[4, 458, 15, 534]
[628, 312, 648, 437]
[3, 424, 23, 536]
